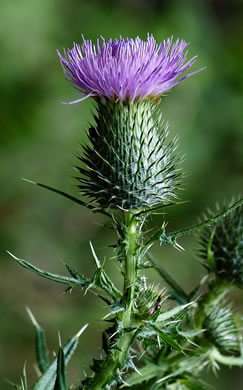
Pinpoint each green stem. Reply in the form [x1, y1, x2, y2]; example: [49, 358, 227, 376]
[210, 347, 243, 366]
[89, 212, 138, 389]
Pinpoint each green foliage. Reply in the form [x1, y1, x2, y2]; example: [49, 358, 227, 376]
[54, 347, 68, 390]
[26, 308, 49, 374]
[10, 199, 243, 389]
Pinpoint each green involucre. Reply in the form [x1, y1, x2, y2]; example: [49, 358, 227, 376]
[203, 305, 240, 355]
[199, 202, 243, 288]
[77, 98, 181, 210]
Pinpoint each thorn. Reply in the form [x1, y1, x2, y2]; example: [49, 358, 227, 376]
[89, 241, 101, 268]
[33, 362, 42, 377]
[58, 331, 62, 347]
[26, 307, 39, 327]
[109, 331, 118, 340]
[133, 364, 142, 375]
[6, 250, 18, 260]
[23, 361, 27, 375]
[174, 241, 185, 252]
[102, 312, 112, 320]
[75, 323, 89, 339]
[21, 177, 37, 185]
[4, 378, 17, 386]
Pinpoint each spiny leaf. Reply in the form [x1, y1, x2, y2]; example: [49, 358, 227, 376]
[146, 252, 188, 304]
[54, 347, 68, 390]
[157, 353, 210, 384]
[180, 379, 208, 390]
[124, 362, 168, 386]
[155, 302, 194, 323]
[178, 329, 205, 339]
[151, 325, 182, 351]
[7, 251, 85, 287]
[26, 308, 49, 373]
[22, 363, 28, 390]
[150, 198, 243, 244]
[21, 178, 112, 218]
[32, 324, 88, 390]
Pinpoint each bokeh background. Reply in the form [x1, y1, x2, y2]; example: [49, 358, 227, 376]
[0, 0, 242, 389]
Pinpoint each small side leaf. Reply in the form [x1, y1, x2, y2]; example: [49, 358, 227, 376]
[54, 347, 68, 390]
[180, 379, 208, 390]
[146, 253, 188, 304]
[124, 362, 168, 386]
[152, 325, 182, 351]
[33, 324, 88, 390]
[178, 329, 205, 338]
[156, 302, 194, 323]
[7, 251, 84, 288]
[149, 198, 243, 244]
[26, 308, 49, 373]
[22, 363, 28, 390]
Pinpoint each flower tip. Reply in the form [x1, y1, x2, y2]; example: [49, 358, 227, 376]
[58, 34, 204, 103]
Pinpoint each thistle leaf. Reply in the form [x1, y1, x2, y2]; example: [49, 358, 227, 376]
[151, 325, 182, 351]
[155, 302, 194, 323]
[7, 251, 85, 288]
[32, 324, 88, 390]
[26, 308, 49, 373]
[149, 198, 243, 244]
[146, 252, 188, 303]
[22, 363, 28, 390]
[124, 363, 167, 386]
[178, 329, 205, 339]
[21, 178, 111, 217]
[54, 347, 68, 390]
[179, 379, 208, 390]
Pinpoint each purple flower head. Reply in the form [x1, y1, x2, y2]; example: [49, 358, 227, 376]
[57, 34, 204, 104]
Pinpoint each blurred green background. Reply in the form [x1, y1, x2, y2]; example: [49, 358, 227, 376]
[0, 0, 242, 388]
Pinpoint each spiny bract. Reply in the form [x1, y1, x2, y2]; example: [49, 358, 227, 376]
[203, 305, 240, 355]
[76, 99, 181, 210]
[199, 202, 243, 288]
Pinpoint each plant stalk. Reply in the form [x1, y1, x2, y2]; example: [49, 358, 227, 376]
[88, 212, 138, 389]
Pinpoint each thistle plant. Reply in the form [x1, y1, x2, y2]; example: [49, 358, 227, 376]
[9, 35, 243, 390]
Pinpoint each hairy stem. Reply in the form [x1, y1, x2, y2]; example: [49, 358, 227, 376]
[88, 212, 138, 389]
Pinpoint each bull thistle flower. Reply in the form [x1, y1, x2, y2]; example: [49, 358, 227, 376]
[58, 35, 204, 210]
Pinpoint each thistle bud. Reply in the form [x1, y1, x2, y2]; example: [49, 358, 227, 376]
[203, 305, 240, 355]
[134, 284, 167, 319]
[199, 202, 243, 288]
